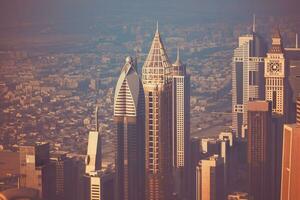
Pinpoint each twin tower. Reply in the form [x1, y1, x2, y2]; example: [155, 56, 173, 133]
[114, 25, 190, 200]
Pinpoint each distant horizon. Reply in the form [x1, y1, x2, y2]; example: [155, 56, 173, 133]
[0, 0, 299, 28]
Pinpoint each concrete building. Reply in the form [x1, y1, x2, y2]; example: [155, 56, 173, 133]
[281, 97, 300, 200]
[171, 48, 190, 198]
[50, 152, 80, 200]
[83, 168, 115, 200]
[142, 25, 173, 200]
[85, 107, 102, 175]
[265, 29, 289, 118]
[286, 34, 300, 123]
[187, 137, 201, 200]
[232, 16, 267, 138]
[247, 101, 272, 200]
[19, 142, 55, 199]
[114, 57, 145, 200]
[196, 155, 225, 200]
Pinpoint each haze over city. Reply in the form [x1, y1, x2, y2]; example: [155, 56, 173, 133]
[0, 0, 299, 200]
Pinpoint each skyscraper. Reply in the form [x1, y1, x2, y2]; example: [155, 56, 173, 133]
[270, 114, 284, 200]
[171, 48, 190, 198]
[286, 33, 300, 123]
[114, 57, 145, 200]
[83, 168, 115, 200]
[19, 142, 55, 199]
[187, 137, 201, 200]
[50, 152, 80, 200]
[247, 101, 272, 200]
[142, 25, 173, 200]
[85, 107, 102, 175]
[280, 97, 300, 200]
[265, 29, 289, 117]
[232, 16, 267, 138]
[196, 155, 225, 200]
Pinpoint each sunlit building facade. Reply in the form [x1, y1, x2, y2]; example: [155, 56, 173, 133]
[196, 155, 225, 200]
[264, 29, 289, 116]
[114, 57, 145, 200]
[281, 97, 300, 200]
[85, 107, 102, 175]
[171, 48, 190, 197]
[232, 21, 266, 137]
[142, 26, 173, 200]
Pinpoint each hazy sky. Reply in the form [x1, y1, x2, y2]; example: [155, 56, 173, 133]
[0, 0, 299, 28]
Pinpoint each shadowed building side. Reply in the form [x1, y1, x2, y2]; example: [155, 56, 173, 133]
[114, 57, 145, 200]
[247, 101, 272, 200]
[142, 25, 173, 200]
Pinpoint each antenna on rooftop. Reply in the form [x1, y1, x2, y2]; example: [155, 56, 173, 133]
[253, 14, 256, 33]
[296, 33, 298, 49]
[95, 106, 99, 132]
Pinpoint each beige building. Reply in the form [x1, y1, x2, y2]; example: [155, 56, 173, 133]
[142, 25, 173, 200]
[265, 29, 289, 116]
[281, 97, 300, 200]
[19, 142, 55, 199]
[171, 48, 190, 198]
[196, 155, 225, 200]
[232, 17, 266, 138]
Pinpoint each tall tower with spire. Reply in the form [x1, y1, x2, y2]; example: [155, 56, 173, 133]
[171, 48, 190, 198]
[232, 16, 267, 138]
[265, 28, 289, 117]
[85, 106, 102, 174]
[142, 24, 173, 200]
[114, 56, 145, 200]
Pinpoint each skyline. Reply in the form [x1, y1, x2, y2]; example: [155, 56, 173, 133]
[0, 1, 300, 199]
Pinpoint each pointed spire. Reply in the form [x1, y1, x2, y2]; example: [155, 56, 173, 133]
[296, 33, 298, 49]
[177, 47, 180, 61]
[142, 23, 171, 84]
[174, 47, 182, 66]
[95, 106, 99, 132]
[252, 14, 256, 33]
[156, 20, 159, 34]
[273, 26, 281, 38]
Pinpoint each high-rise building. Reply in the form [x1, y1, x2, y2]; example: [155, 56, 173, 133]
[83, 168, 115, 200]
[84, 107, 114, 200]
[281, 97, 300, 200]
[232, 16, 267, 138]
[270, 114, 284, 200]
[142, 25, 173, 200]
[50, 152, 81, 200]
[264, 29, 289, 117]
[247, 101, 272, 200]
[171, 48, 190, 198]
[286, 33, 300, 123]
[187, 137, 201, 200]
[196, 155, 225, 200]
[85, 107, 102, 175]
[19, 142, 55, 199]
[114, 57, 145, 200]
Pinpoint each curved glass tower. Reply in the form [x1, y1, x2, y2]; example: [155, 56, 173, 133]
[114, 57, 145, 200]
